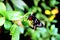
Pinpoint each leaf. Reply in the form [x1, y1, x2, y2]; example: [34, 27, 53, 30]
[10, 24, 21, 40]
[19, 26, 24, 34]
[0, 2, 6, 16]
[37, 13, 51, 27]
[11, 0, 27, 10]
[6, 11, 24, 20]
[41, 3, 51, 10]
[51, 37, 56, 40]
[49, 0, 56, 7]
[56, 34, 60, 40]
[25, 28, 34, 36]
[0, 17, 5, 26]
[10, 24, 20, 35]
[52, 20, 57, 23]
[10, 24, 24, 34]
[0, 2, 6, 11]
[0, 0, 4, 2]
[36, 27, 49, 38]
[22, 20, 29, 27]
[50, 25, 58, 35]
[35, 30, 41, 40]
[10, 24, 17, 35]
[33, 0, 40, 6]
[31, 32, 37, 40]
[49, 0, 59, 7]
[6, 2, 13, 11]
[37, 7, 42, 12]
[11, 33, 20, 40]
[31, 30, 40, 40]
[4, 20, 12, 30]
[36, 13, 40, 20]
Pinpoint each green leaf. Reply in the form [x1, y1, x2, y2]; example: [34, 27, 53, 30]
[38, 13, 49, 21]
[19, 26, 24, 34]
[33, 0, 40, 6]
[4, 20, 12, 30]
[10, 24, 17, 35]
[11, 0, 27, 10]
[52, 20, 57, 23]
[51, 37, 56, 40]
[31, 32, 37, 40]
[37, 13, 51, 27]
[11, 33, 20, 40]
[41, 3, 51, 10]
[22, 20, 29, 27]
[6, 2, 13, 11]
[50, 25, 58, 35]
[0, 17, 5, 26]
[6, 11, 24, 20]
[0, 2, 6, 12]
[35, 30, 41, 40]
[0, 0, 4, 2]
[25, 28, 34, 36]
[50, 0, 56, 7]
[10, 24, 20, 35]
[37, 7, 42, 12]
[37, 27, 49, 38]
[56, 34, 60, 40]
[49, 0, 59, 7]
[36, 13, 40, 20]
[0, 2, 6, 16]
[10, 24, 21, 40]
[31, 6, 37, 13]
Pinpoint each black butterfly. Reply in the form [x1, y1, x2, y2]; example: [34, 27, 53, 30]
[28, 14, 43, 29]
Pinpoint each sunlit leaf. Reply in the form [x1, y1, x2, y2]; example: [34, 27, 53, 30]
[51, 37, 56, 40]
[10, 24, 20, 34]
[10, 24, 21, 40]
[0, 2, 6, 12]
[50, 25, 58, 35]
[6, 11, 24, 20]
[11, 0, 27, 10]
[37, 27, 49, 38]
[31, 32, 37, 40]
[12, 34, 20, 40]
[0, 2, 6, 16]
[35, 30, 41, 39]
[19, 26, 24, 34]
[0, 17, 5, 26]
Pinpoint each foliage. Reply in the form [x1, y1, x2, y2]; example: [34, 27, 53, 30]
[0, 0, 60, 40]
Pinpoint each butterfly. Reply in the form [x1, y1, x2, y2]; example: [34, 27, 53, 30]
[28, 13, 43, 29]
